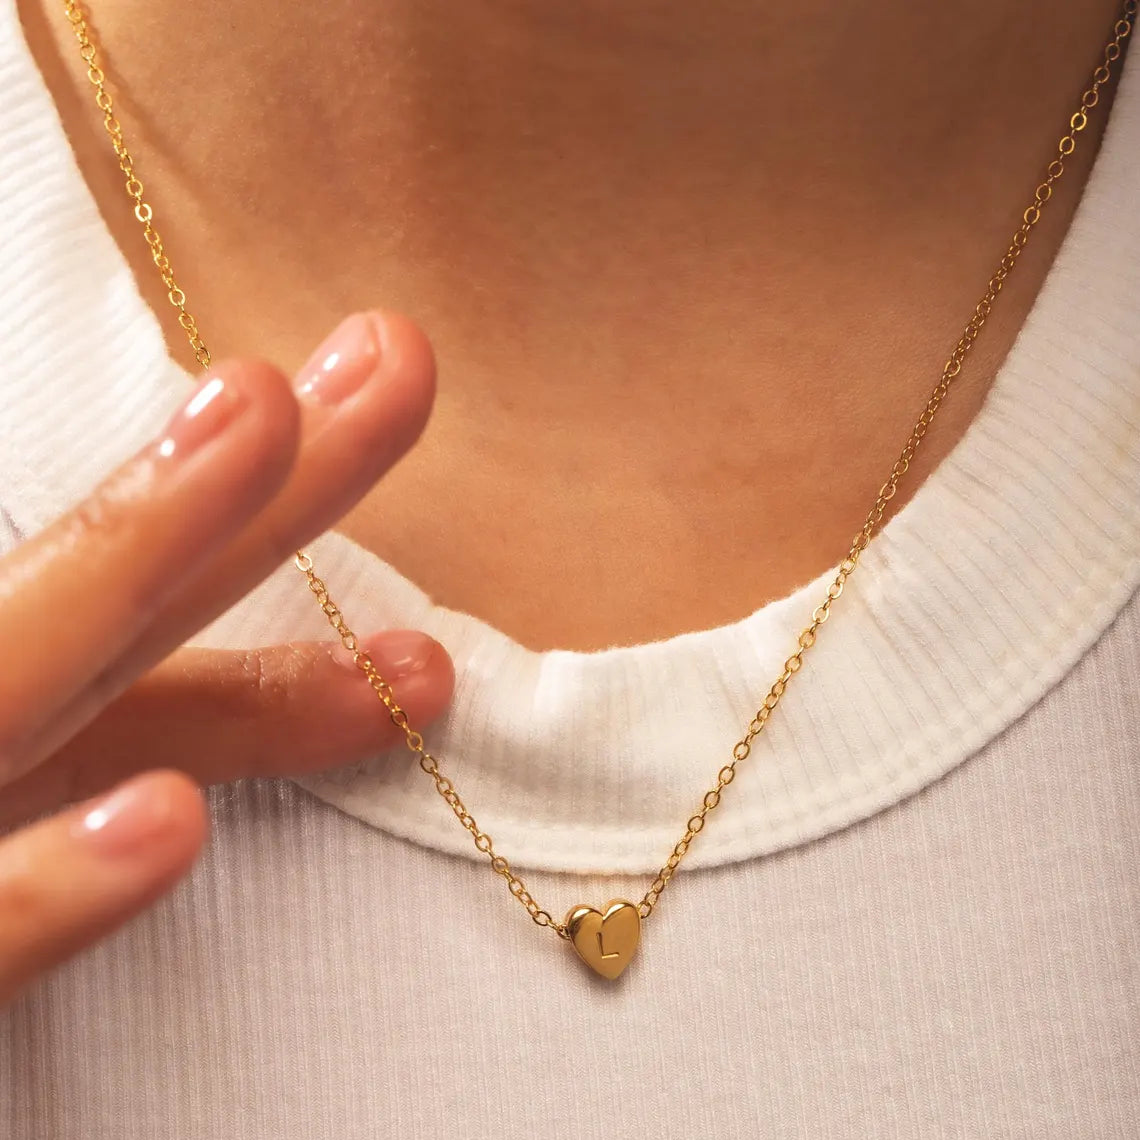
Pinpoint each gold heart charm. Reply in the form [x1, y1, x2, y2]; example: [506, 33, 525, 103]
[565, 899, 641, 980]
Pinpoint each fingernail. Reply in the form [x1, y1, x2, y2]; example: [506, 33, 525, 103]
[155, 376, 246, 462]
[342, 630, 440, 678]
[74, 776, 181, 859]
[295, 312, 381, 405]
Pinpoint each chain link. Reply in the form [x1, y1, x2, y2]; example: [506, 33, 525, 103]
[62, 3, 211, 369]
[64, 0, 1134, 937]
[292, 552, 566, 935]
[637, 3, 1136, 919]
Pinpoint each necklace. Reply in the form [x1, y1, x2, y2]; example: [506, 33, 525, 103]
[62, 1, 1133, 979]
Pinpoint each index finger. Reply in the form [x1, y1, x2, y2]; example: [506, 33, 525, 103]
[0, 360, 300, 784]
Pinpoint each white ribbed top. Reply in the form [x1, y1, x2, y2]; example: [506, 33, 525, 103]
[0, 0, 1137, 876]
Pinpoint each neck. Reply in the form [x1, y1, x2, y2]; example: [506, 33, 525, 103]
[49, 0, 1122, 365]
[29, 0, 1128, 649]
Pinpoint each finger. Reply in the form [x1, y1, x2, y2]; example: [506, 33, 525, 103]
[68, 309, 438, 719]
[0, 363, 302, 782]
[0, 770, 206, 1005]
[0, 630, 455, 826]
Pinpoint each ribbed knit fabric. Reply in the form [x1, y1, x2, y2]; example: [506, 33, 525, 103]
[0, 2, 1138, 876]
[2, 605, 1138, 1139]
[0, 1, 1138, 1136]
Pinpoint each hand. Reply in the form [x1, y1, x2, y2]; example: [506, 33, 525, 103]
[0, 310, 455, 1003]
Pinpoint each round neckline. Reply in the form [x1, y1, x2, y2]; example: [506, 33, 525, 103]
[1, 0, 1138, 873]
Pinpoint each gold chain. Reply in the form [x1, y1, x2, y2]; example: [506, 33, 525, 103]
[64, 1, 1134, 941]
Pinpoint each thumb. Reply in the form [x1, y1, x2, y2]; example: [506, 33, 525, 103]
[0, 770, 205, 1005]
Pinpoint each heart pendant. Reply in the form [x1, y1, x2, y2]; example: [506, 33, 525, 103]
[565, 899, 641, 980]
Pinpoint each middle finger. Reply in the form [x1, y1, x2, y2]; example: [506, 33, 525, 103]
[101, 309, 438, 690]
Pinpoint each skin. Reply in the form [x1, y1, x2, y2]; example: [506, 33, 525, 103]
[25, 0, 1123, 649]
[0, 311, 455, 1002]
[1, 1, 1128, 998]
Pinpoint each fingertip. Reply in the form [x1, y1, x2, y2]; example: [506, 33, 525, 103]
[144, 769, 210, 871]
[356, 629, 455, 715]
[289, 630, 455, 771]
[78, 769, 208, 887]
[0, 771, 209, 1003]
[371, 309, 437, 445]
[367, 633, 456, 753]
[421, 634, 456, 705]
[198, 357, 303, 491]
